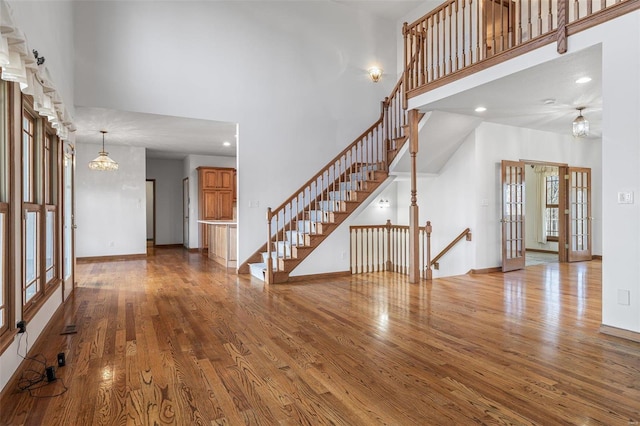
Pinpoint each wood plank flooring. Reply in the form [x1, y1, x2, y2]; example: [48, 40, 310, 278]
[1, 248, 639, 425]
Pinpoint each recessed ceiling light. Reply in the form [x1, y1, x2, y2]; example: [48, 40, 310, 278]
[475, 106, 487, 112]
[576, 77, 592, 84]
[223, 141, 231, 147]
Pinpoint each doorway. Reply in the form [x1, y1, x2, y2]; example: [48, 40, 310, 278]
[524, 163, 560, 266]
[183, 177, 189, 249]
[500, 160, 592, 271]
[146, 179, 156, 247]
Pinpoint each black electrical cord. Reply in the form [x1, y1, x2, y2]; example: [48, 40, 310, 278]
[15, 331, 68, 398]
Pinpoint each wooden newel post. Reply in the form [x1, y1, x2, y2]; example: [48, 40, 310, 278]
[266, 207, 273, 284]
[408, 109, 420, 283]
[425, 221, 433, 280]
[385, 219, 392, 271]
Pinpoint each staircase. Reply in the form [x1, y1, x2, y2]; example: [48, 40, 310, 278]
[238, 78, 409, 284]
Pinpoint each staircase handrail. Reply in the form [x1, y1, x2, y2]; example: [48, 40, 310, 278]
[268, 115, 384, 218]
[430, 227, 472, 268]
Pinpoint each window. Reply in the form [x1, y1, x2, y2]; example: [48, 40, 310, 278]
[22, 98, 60, 314]
[545, 174, 559, 240]
[22, 111, 35, 203]
[0, 79, 66, 352]
[23, 208, 40, 304]
[44, 131, 58, 288]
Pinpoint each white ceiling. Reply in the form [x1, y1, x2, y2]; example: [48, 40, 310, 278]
[74, 107, 237, 159]
[418, 45, 602, 139]
[336, 0, 425, 20]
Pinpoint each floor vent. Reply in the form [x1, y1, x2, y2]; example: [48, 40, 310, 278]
[60, 324, 78, 335]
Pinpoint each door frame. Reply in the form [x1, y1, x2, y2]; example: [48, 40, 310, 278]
[146, 179, 156, 246]
[505, 159, 592, 268]
[501, 160, 526, 272]
[62, 142, 75, 301]
[563, 167, 593, 262]
[183, 177, 189, 249]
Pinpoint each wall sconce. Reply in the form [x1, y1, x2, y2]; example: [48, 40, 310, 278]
[368, 67, 383, 83]
[572, 107, 589, 137]
[378, 199, 390, 208]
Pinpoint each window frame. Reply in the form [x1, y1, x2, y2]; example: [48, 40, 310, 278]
[21, 96, 61, 320]
[545, 174, 560, 242]
[0, 79, 12, 344]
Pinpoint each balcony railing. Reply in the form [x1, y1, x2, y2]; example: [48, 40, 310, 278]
[404, 0, 637, 98]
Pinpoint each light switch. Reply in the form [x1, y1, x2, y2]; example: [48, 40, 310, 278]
[617, 289, 630, 305]
[617, 191, 634, 204]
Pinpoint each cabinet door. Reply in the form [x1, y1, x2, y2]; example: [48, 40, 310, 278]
[202, 191, 219, 219]
[201, 169, 217, 189]
[218, 191, 234, 220]
[218, 170, 233, 189]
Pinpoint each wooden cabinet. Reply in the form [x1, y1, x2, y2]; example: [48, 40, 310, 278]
[201, 168, 233, 190]
[202, 190, 233, 220]
[198, 167, 236, 249]
[207, 223, 237, 268]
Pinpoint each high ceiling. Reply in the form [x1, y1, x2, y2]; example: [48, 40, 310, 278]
[72, 5, 601, 161]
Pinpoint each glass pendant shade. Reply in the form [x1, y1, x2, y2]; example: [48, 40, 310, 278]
[572, 108, 589, 137]
[88, 131, 118, 171]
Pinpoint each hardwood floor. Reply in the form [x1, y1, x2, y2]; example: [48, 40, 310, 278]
[1, 248, 639, 425]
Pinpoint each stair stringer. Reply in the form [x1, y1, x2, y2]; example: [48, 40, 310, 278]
[246, 171, 394, 283]
[287, 175, 396, 278]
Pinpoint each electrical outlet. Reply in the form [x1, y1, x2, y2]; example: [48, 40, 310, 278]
[17, 320, 26, 333]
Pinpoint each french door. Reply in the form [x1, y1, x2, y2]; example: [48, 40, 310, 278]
[501, 161, 592, 271]
[562, 167, 592, 262]
[501, 160, 526, 272]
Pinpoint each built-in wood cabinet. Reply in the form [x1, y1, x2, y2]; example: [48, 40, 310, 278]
[198, 167, 236, 249]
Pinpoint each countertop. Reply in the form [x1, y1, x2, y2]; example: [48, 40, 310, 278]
[197, 220, 237, 226]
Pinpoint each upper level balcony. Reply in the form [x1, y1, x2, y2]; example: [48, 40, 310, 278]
[402, 0, 639, 101]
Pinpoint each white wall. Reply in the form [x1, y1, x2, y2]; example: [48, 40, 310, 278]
[393, 122, 602, 277]
[183, 154, 237, 250]
[474, 122, 602, 269]
[594, 13, 640, 332]
[397, 132, 477, 278]
[72, 1, 398, 264]
[146, 158, 184, 245]
[7, 0, 75, 116]
[75, 143, 147, 257]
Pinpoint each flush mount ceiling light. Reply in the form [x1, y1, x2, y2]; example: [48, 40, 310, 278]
[572, 107, 589, 138]
[575, 76, 592, 84]
[368, 67, 383, 83]
[88, 130, 119, 171]
[223, 141, 231, 147]
[475, 106, 487, 112]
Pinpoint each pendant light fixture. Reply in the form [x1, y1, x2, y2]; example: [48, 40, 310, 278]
[88, 130, 119, 171]
[572, 107, 589, 137]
